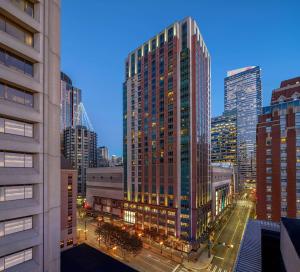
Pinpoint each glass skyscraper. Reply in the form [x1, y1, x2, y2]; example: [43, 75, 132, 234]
[224, 66, 262, 190]
[211, 111, 237, 163]
[60, 71, 82, 131]
[123, 17, 211, 248]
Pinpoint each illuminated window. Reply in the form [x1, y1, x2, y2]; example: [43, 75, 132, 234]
[0, 217, 32, 237]
[0, 185, 33, 202]
[0, 248, 32, 271]
[124, 210, 136, 224]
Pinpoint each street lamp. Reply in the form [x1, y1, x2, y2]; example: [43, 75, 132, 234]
[84, 220, 87, 240]
[160, 241, 163, 254]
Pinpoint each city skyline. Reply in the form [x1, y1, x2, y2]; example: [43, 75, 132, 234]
[61, 0, 300, 155]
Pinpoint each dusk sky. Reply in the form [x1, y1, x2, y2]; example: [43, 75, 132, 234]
[61, 0, 300, 156]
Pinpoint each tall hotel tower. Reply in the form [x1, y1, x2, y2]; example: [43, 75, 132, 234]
[257, 77, 300, 221]
[225, 66, 262, 190]
[0, 1, 61, 271]
[123, 17, 211, 247]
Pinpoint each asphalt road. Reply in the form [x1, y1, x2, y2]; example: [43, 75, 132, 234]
[77, 216, 179, 272]
[207, 200, 254, 272]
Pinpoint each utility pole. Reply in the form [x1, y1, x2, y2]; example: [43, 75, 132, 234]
[208, 237, 212, 258]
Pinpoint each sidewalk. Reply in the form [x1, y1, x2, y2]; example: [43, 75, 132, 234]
[182, 248, 213, 271]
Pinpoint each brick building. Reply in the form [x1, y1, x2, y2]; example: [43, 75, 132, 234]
[256, 77, 300, 221]
[61, 156, 77, 251]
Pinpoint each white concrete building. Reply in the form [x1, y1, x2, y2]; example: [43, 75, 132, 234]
[0, 0, 60, 271]
[211, 163, 234, 220]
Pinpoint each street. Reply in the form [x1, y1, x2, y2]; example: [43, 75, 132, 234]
[77, 217, 179, 272]
[207, 199, 254, 272]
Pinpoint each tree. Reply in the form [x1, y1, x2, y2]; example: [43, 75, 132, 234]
[95, 222, 142, 256]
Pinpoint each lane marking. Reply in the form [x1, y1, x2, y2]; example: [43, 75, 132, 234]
[171, 264, 180, 272]
[214, 256, 225, 260]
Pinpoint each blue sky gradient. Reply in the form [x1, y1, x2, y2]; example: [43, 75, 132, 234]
[61, 0, 300, 156]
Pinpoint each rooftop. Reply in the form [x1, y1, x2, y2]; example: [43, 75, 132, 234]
[281, 217, 300, 257]
[61, 243, 137, 272]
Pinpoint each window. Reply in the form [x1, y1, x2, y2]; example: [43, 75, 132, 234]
[0, 152, 33, 168]
[0, 248, 32, 271]
[0, 118, 33, 137]
[67, 238, 73, 246]
[296, 112, 300, 128]
[10, 0, 34, 17]
[0, 185, 33, 202]
[0, 48, 33, 76]
[266, 167, 272, 174]
[0, 217, 32, 237]
[0, 82, 33, 107]
[0, 14, 33, 46]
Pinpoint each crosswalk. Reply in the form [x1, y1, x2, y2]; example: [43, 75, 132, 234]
[207, 263, 229, 272]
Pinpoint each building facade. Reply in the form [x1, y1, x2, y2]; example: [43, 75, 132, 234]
[97, 146, 109, 167]
[63, 126, 97, 196]
[86, 167, 123, 218]
[257, 77, 300, 221]
[225, 66, 262, 190]
[60, 72, 82, 131]
[211, 163, 234, 220]
[0, 0, 60, 271]
[123, 17, 211, 246]
[61, 157, 77, 251]
[211, 112, 237, 163]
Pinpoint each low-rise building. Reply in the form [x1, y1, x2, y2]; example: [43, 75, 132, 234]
[86, 167, 123, 218]
[211, 163, 235, 220]
[61, 156, 77, 251]
[234, 218, 300, 272]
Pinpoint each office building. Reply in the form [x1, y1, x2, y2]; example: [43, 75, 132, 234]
[97, 146, 109, 167]
[257, 77, 300, 221]
[63, 126, 97, 196]
[211, 112, 237, 163]
[225, 66, 262, 190]
[61, 156, 77, 251]
[0, 0, 60, 270]
[123, 17, 211, 247]
[60, 72, 82, 131]
[86, 167, 123, 218]
[211, 163, 234, 220]
[110, 155, 123, 166]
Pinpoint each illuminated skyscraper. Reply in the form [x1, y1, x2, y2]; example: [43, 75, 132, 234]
[211, 112, 237, 163]
[225, 66, 262, 190]
[123, 17, 211, 247]
[63, 126, 97, 196]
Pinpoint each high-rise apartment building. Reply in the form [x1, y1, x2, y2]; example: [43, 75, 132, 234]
[97, 146, 109, 167]
[225, 66, 262, 190]
[60, 72, 82, 131]
[211, 112, 237, 163]
[123, 17, 211, 247]
[63, 126, 97, 196]
[257, 77, 300, 221]
[0, 0, 60, 270]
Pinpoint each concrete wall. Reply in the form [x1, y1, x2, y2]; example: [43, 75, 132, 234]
[0, 1, 61, 271]
[86, 167, 123, 206]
